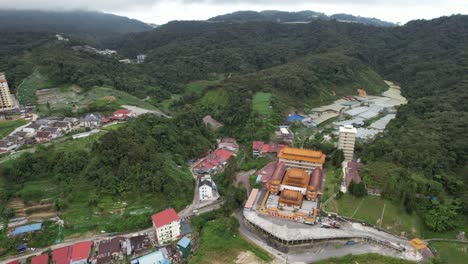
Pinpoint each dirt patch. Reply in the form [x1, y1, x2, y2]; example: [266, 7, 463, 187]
[235, 251, 267, 264]
[103, 96, 116, 102]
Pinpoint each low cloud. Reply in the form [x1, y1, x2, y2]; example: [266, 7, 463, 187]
[0, 0, 442, 11]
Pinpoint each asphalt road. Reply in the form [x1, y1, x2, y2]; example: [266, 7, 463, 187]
[234, 211, 415, 264]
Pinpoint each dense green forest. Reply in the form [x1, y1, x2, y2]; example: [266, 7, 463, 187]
[0, 14, 467, 237]
[208, 10, 396, 27]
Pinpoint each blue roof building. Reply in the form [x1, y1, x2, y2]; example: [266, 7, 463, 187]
[137, 250, 171, 264]
[286, 114, 305, 123]
[177, 236, 191, 259]
[12, 223, 43, 236]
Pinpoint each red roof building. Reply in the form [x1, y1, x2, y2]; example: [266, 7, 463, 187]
[345, 161, 362, 187]
[252, 141, 287, 158]
[52, 245, 73, 264]
[71, 241, 93, 263]
[256, 161, 278, 183]
[31, 254, 48, 264]
[252, 141, 264, 151]
[212, 148, 233, 163]
[7, 260, 19, 264]
[112, 109, 130, 120]
[35, 131, 52, 143]
[151, 208, 180, 228]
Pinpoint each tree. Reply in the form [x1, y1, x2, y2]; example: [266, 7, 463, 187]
[422, 199, 461, 232]
[331, 149, 345, 168]
[349, 181, 367, 197]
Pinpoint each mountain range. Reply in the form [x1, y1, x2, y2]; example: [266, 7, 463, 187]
[208, 10, 397, 27]
[0, 9, 153, 33]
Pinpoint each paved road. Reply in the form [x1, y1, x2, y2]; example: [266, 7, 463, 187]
[235, 211, 420, 264]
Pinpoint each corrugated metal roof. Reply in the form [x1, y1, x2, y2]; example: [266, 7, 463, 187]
[12, 223, 42, 235]
[138, 250, 170, 264]
[245, 189, 259, 209]
[177, 236, 190, 248]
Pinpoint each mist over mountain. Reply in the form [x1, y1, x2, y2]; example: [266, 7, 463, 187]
[208, 10, 396, 27]
[0, 9, 153, 34]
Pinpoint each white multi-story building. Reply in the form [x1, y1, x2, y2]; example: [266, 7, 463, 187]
[338, 125, 357, 161]
[152, 208, 181, 244]
[0, 73, 15, 109]
[199, 179, 214, 201]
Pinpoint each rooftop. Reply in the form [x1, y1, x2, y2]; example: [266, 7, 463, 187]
[71, 241, 93, 261]
[282, 168, 310, 188]
[52, 246, 73, 264]
[138, 250, 170, 264]
[339, 125, 357, 134]
[177, 236, 191, 248]
[12, 223, 42, 235]
[31, 254, 48, 264]
[245, 189, 259, 209]
[278, 147, 326, 164]
[152, 208, 180, 228]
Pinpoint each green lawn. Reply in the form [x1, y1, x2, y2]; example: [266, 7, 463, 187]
[316, 253, 416, 264]
[198, 89, 229, 110]
[252, 92, 273, 116]
[430, 241, 468, 264]
[185, 80, 218, 94]
[16, 70, 52, 105]
[101, 123, 127, 131]
[326, 194, 423, 237]
[190, 217, 272, 264]
[0, 119, 28, 138]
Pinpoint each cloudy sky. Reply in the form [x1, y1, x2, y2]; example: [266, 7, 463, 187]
[1, 0, 467, 24]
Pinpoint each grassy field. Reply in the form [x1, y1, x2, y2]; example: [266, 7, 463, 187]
[101, 123, 127, 131]
[0, 119, 28, 138]
[252, 92, 273, 116]
[190, 218, 272, 264]
[198, 89, 229, 110]
[316, 253, 416, 264]
[430, 241, 468, 264]
[185, 80, 218, 95]
[326, 194, 423, 237]
[90, 87, 157, 110]
[16, 70, 53, 105]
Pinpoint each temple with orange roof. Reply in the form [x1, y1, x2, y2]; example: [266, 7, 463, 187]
[278, 147, 326, 170]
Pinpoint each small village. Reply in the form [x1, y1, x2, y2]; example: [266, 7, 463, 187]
[0, 71, 449, 264]
[0, 73, 432, 264]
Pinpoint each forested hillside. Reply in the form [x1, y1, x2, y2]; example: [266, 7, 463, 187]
[0, 10, 152, 33]
[208, 10, 396, 26]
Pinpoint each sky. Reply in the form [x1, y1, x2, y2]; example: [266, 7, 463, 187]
[1, 0, 467, 25]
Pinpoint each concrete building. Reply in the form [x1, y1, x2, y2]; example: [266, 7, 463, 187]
[0, 73, 15, 109]
[199, 179, 214, 201]
[152, 208, 181, 244]
[338, 125, 357, 161]
[136, 54, 147, 64]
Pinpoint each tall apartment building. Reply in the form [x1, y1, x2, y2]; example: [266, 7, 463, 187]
[152, 208, 181, 244]
[338, 125, 357, 161]
[0, 72, 15, 109]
